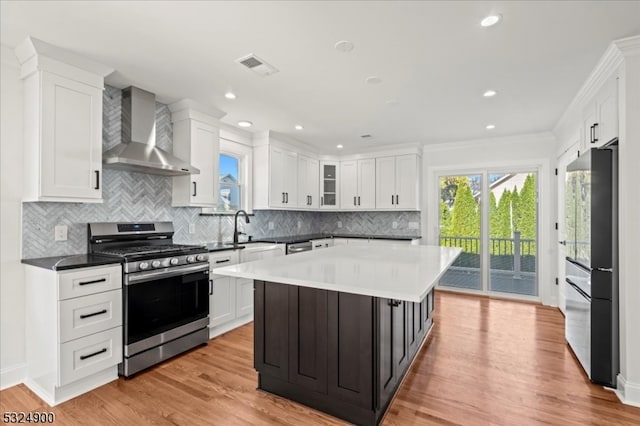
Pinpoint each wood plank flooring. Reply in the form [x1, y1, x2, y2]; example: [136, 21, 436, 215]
[2, 291, 639, 425]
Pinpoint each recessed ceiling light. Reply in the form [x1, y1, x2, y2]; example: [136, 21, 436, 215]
[334, 40, 355, 53]
[295, 125, 303, 130]
[336, 144, 344, 149]
[483, 90, 497, 97]
[224, 92, 236, 100]
[486, 124, 496, 130]
[481, 14, 502, 27]
[366, 76, 382, 85]
[237, 121, 253, 128]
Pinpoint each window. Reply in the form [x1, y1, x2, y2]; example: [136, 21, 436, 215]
[218, 153, 241, 211]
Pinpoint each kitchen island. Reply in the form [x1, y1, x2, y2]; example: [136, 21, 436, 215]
[213, 244, 461, 425]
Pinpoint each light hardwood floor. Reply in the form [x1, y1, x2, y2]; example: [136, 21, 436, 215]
[2, 291, 639, 425]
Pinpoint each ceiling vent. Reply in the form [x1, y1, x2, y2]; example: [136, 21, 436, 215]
[236, 54, 279, 77]
[360, 134, 373, 139]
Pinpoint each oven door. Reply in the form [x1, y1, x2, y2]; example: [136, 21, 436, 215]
[123, 263, 209, 353]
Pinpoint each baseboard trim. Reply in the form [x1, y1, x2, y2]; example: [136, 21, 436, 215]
[615, 374, 640, 408]
[0, 363, 26, 390]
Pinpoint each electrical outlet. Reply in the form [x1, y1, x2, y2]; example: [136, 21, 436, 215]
[337, 221, 342, 228]
[268, 222, 274, 230]
[392, 221, 398, 229]
[408, 222, 419, 229]
[54, 225, 68, 241]
[188, 224, 195, 234]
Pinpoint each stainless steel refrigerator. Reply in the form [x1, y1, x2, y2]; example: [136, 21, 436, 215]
[564, 145, 618, 388]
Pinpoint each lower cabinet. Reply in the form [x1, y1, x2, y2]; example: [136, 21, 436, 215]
[254, 281, 434, 425]
[24, 264, 123, 406]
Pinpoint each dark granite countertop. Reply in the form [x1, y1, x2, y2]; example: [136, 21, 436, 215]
[205, 243, 246, 252]
[22, 254, 122, 271]
[251, 233, 421, 244]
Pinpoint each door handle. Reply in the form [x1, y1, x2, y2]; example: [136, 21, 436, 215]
[79, 278, 106, 286]
[309, 195, 312, 205]
[94, 170, 100, 190]
[596, 267, 613, 273]
[395, 194, 399, 205]
[79, 309, 108, 319]
[282, 192, 285, 203]
[285, 192, 289, 203]
[321, 196, 324, 206]
[559, 240, 566, 245]
[209, 279, 213, 295]
[354, 196, 357, 206]
[192, 182, 197, 197]
[80, 348, 107, 361]
[391, 194, 395, 205]
[593, 123, 599, 143]
[358, 196, 360, 206]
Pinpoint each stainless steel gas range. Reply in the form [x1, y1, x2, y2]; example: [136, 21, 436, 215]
[88, 222, 210, 377]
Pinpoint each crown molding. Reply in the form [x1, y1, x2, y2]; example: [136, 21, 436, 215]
[421, 132, 555, 153]
[553, 36, 640, 137]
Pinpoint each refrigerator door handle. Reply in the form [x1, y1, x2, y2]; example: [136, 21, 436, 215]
[596, 267, 613, 273]
[566, 277, 591, 300]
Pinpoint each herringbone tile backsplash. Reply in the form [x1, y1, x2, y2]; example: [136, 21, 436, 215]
[22, 86, 420, 259]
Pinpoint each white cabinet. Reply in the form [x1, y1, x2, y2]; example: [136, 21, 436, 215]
[209, 251, 239, 330]
[16, 37, 112, 203]
[24, 264, 122, 406]
[340, 159, 376, 209]
[298, 155, 319, 209]
[269, 146, 298, 207]
[170, 101, 226, 207]
[320, 161, 340, 209]
[582, 75, 618, 151]
[376, 155, 419, 210]
[240, 243, 286, 262]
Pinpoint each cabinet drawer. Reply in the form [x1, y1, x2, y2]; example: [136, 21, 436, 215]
[209, 252, 238, 272]
[58, 326, 122, 386]
[59, 289, 122, 343]
[58, 265, 122, 300]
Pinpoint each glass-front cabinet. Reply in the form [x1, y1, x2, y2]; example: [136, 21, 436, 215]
[320, 161, 339, 209]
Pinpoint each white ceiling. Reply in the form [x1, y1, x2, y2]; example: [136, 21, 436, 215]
[2, 1, 639, 153]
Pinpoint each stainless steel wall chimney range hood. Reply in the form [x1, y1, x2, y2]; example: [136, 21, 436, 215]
[103, 86, 199, 176]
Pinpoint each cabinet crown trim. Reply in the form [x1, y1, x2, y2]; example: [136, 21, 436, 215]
[14, 37, 113, 79]
[168, 98, 227, 123]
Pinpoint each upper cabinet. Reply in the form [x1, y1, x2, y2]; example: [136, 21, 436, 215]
[298, 155, 319, 209]
[169, 100, 226, 207]
[582, 75, 618, 152]
[254, 140, 300, 209]
[340, 159, 376, 209]
[16, 37, 113, 203]
[320, 161, 339, 209]
[376, 154, 419, 210]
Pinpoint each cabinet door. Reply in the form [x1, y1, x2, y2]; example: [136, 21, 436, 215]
[254, 281, 289, 379]
[289, 286, 328, 393]
[308, 158, 320, 208]
[582, 107, 597, 153]
[209, 276, 236, 327]
[320, 161, 339, 208]
[190, 121, 218, 206]
[297, 156, 310, 208]
[375, 157, 396, 208]
[41, 72, 102, 200]
[340, 160, 358, 209]
[269, 147, 287, 207]
[358, 159, 376, 208]
[283, 150, 298, 206]
[595, 77, 618, 147]
[328, 291, 373, 409]
[378, 298, 409, 409]
[236, 278, 253, 317]
[395, 155, 418, 209]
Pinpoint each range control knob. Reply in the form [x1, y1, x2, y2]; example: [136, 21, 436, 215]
[139, 262, 149, 271]
[170, 258, 179, 266]
[151, 260, 161, 269]
[186, 255, 196, 264]
[196, 254, 208, 262]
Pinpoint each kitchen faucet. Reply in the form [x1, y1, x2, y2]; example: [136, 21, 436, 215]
[233, 210, 251, 244]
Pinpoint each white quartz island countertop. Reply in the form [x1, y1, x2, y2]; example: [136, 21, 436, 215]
[213, 244, 462, 302]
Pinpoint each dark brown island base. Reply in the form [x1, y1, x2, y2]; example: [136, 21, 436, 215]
[253, 280, 435, 425]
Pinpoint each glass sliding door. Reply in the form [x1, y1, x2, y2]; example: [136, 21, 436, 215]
[438, 174, 482, 291]
[488, 172, 538, 296]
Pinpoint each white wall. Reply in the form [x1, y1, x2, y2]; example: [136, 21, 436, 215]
[0, 44, 26, 389]
[617, 52, 640, 407]
[421, 133, 558, 306]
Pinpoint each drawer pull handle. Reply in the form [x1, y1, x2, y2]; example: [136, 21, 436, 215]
[80, 348, 107, 360]
[79, 309, 108, 319]
[79, 278, 107, 286]
[215, 259, 230, 264]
